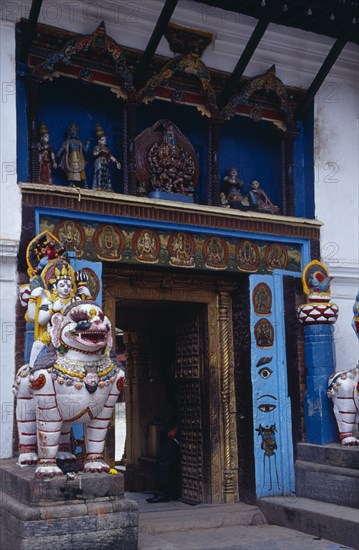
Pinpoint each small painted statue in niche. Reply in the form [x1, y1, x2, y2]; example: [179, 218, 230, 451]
[246, 179, 280, 215]
[92, 123, 121, 191]
[37, 122, 57, 184]
[223, 167, 244, 207]
[57, 122, 90, 187]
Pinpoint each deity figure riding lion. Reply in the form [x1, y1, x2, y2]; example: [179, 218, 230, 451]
[14, 232, 124, 477]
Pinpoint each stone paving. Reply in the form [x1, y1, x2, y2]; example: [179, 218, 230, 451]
[127, 492, 356, 550]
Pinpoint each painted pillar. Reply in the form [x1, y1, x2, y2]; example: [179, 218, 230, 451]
[250, 273, 295, 498]
[298, 260, 338, 444]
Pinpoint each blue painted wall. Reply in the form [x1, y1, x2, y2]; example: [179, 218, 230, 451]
[36, 79, 123, 190]
[219, 116, 282, 208]
[293, 106, 315, 219]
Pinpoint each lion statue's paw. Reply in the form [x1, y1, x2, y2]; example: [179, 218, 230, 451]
[84, 459, 110, 473]
[57, 451, 77, 461]
[35, 461, 63, 478]
[17, 452, 38, 466]
[341, 436, 359, 446]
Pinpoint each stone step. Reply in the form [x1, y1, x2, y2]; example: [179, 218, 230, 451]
[297, 442, 359, 469]
[295, 459, 359, 508]
[258, 495, 359, 550]
[140, 502, 267, 534]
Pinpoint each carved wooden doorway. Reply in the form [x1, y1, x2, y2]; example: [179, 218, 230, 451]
[103, 268, 239, 504]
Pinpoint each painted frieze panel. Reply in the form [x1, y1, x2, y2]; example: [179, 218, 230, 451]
[250, 274, 295, 499]
[40, 215, 302, 274]
[53, 219, 85, 257]
[93, 224, 125, 261]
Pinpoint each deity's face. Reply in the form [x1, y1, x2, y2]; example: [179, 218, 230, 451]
[41, 134, 49, 143]
[55, 278, 72, 298]
[69, 127, 79, 139]
[229, 168, 237, 177]
[99, 136, 107, 145]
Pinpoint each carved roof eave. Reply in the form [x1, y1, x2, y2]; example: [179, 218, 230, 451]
[23, 22, 304, 120]
[138, 52, 218, 118]
[219, 65, 295, 132]
[32, 21, 135, 98]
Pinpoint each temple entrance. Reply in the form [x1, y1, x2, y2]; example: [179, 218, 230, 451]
[115, 300, 206, 504]
[104, 268, 241, 504]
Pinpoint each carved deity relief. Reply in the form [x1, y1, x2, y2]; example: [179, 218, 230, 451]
[93, 224, 125, 261]
[54, 219, 85, 257]
[203, 237, 228, 270]
[133, 229, 160, 263]
[168, 232, 195, 267]
[135, 119, 199, 197]
[254, 318, 274, 349]
[252, 282, 272, 316]
[235, 240, 260, 272]
[264, 243, 288, 271]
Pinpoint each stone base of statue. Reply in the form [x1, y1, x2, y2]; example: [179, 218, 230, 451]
[0, 459, 138, 550]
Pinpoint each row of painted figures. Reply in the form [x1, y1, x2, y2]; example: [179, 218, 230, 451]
[37, 122, 121, 191]
[37, 122, 280, 213]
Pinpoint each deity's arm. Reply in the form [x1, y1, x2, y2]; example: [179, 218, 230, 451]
[110, 155, 121, 169]
[36, 295, 54, 326]
[26, 286, 45, 322]
[57, 141, 67, 157]
[50, 148, 57, 165]
[76, 286, 92, 300]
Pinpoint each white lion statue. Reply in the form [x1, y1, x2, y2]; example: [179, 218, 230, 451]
[327, 290, 359, 446]
[13, 300, 125, 477]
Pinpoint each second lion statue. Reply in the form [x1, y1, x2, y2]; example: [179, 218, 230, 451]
[13, 299, 125, 477]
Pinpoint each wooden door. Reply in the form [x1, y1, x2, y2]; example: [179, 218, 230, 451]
[175, 308, 204, 504]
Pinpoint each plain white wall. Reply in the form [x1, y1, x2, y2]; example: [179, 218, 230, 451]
[0, 20, 21, 458]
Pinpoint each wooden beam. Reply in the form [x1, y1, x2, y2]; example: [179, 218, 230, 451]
[134, 0, 178, 89]
[218, 18, 269, 110]
[295, 26, 353, 119]
[19, 0, 43, 62]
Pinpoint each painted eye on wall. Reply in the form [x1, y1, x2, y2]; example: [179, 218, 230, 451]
[258, 403, 276, 413]
[258, 366, 273, 379]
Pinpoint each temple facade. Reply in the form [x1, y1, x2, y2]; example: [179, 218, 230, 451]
[0, 0, 358, 505]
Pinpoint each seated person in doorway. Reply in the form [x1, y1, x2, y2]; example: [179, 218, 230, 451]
[146, 423, 180, 503]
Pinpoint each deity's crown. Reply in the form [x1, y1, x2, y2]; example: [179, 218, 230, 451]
[38, 122, 49, 136]
[48, 261, 73, 287]
[95, 123, 105, 138]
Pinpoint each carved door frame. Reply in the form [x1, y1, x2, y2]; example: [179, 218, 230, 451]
[103, 268, 239, 504]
